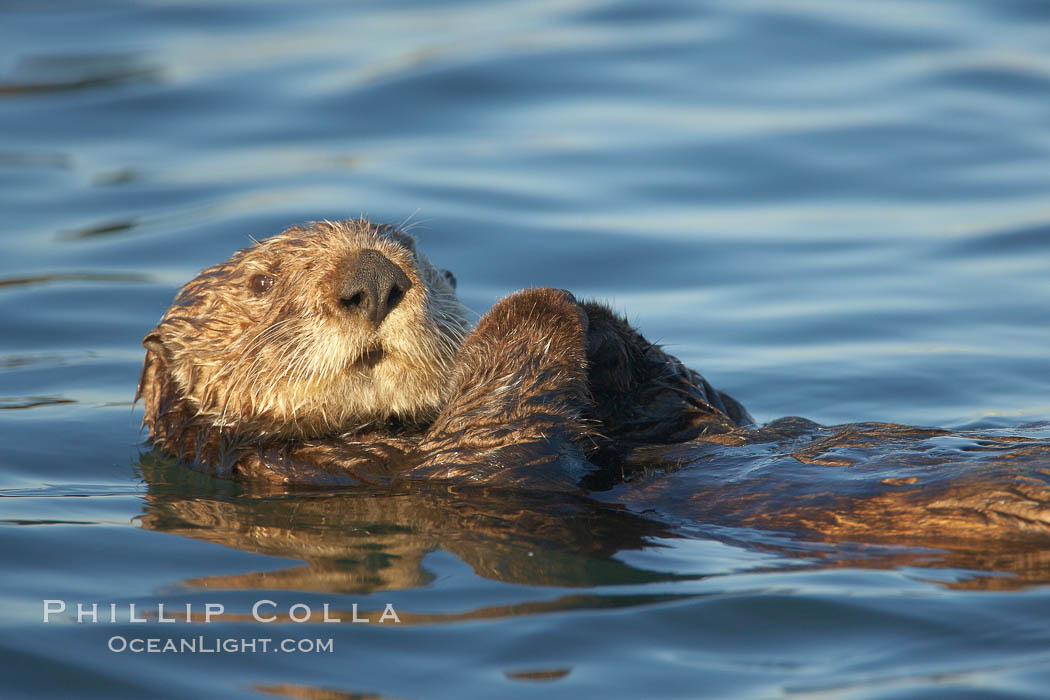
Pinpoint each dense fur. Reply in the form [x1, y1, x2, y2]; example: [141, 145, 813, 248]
[138, 220, 745, 488]
[140, 220, 468, 441]
[139, 218, 1050, 546]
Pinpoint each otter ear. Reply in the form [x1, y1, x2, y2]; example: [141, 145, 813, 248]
[137, 328, 171, 411]
[142, 329, 170, 360]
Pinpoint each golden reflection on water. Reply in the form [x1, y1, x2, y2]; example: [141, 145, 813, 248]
[139, 416, 1050, 599]
[137, 456, 678, 598]
[254, 682, 406, 700]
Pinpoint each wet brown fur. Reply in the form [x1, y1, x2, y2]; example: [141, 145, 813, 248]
[139, 218, 1050, 544]
[140, 220, 468, 441]
[138, 220, 742, 489]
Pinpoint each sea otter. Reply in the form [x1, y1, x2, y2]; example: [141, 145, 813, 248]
[138, 218, 750, 489]
[139, 218, 1050, 540]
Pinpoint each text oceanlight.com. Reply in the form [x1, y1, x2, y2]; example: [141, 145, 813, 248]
[43, 600, 401, 654]
[107, 636, 334, 654]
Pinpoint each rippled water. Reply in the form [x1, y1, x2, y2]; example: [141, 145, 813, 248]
[3, 1, 1050, 697]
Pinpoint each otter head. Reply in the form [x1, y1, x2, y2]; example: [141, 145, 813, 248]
[139, 219, 470, 440]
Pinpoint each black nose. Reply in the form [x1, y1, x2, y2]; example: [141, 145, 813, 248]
[339, 249, 412, 328]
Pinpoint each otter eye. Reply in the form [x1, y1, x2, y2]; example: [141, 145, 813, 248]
[249, 274, 275, 296]
[442, 269, 456, 290]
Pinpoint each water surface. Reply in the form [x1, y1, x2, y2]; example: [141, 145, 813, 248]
[3, 1, 1050, 697]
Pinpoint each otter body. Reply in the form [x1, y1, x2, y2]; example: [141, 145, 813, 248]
[139, 219, 747, 490]
[139, 219, 1050, 541]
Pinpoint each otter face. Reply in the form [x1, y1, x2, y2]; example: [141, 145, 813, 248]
[142, 219, 470, 438]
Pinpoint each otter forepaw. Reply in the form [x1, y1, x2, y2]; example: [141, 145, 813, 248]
[408, 287, 597, 489]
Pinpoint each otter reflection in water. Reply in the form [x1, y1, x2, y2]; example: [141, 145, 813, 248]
[138, 440, 1050, 594]
[138, 219, 1050, 570]
[137, 456, 682, 598]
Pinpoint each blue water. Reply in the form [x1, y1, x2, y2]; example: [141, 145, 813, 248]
[3, 1, 1050, 697]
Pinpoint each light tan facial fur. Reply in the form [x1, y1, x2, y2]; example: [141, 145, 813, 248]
[143, 219, 470, 438]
